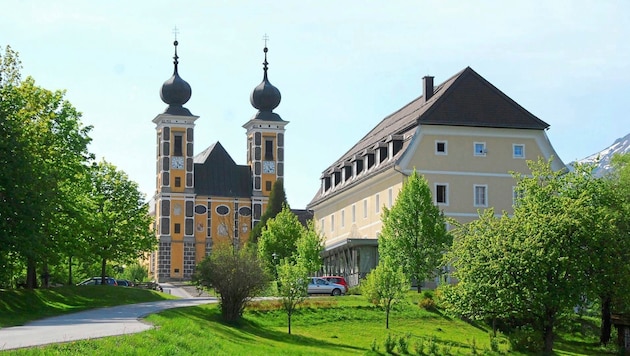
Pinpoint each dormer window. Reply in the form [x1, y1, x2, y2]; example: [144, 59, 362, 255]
[363, 149, 375, 170]
[373, 142, 388, 164]
[323, 175, 331, 191]
[353, 157, 364, 175]
[341, 162, 352, 182]
[386, 135, 403, 157]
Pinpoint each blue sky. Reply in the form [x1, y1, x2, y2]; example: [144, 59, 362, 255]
[2, 1, 629, 208]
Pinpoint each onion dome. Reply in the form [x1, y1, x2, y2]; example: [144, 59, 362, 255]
[160, 40, 193, 116]
[250, 46, 283, 121]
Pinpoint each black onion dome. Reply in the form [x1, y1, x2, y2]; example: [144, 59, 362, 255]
[160, 40, 193, 116]
[250, 46, 281, 112]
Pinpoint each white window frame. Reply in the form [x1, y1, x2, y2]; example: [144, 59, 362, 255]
[363, 199, 368, 219]
[513, 144, 525, 159]
[388, 188, 393, 208]
[320, 218, 325, 233]
[341, 210, 345, 228]
[375, 194, 380, 213]
[474, 184, 488, 207]
[435, 140, 447, 155]
[435, 183, 449, 205]
[331, 214, 335, 232]
[352, 204, 356, 223]
[474, 142, 487, 157]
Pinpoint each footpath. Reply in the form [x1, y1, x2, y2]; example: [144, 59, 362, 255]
[0, 283, 217, 351]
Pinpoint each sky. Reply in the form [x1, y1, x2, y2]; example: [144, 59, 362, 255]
[2, 1, 629, 208]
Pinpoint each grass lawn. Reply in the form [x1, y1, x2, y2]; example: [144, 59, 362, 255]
[0, 286, 175, 327]
[1, 291, 620, 355]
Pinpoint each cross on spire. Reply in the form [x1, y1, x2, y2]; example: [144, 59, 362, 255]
[262, 33, 269, 48]
[173, 26, 180, 41]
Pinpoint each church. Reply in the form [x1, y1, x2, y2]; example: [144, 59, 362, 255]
[148, 40, 288, 282]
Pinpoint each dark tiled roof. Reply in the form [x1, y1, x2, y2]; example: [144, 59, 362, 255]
[307, 67, 550, 208]
[292, 209, 314, 227]
[194, 142, 252, 198]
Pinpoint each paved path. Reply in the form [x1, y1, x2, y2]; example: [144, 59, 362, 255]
[0, 283, 217, 351]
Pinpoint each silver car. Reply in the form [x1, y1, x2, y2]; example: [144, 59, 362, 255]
[307, 277, 345, 296]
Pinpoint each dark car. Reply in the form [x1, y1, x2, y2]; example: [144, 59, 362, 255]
[307, 277, 345, 296]
[77, 277, 118, 286]
[321, 276, 348, 292]
[116, 279, 132, 287]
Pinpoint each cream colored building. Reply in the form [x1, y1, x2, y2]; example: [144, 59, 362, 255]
[306, 67, 566, 287]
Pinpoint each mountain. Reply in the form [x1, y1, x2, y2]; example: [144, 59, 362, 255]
[575, 133, 630, 176]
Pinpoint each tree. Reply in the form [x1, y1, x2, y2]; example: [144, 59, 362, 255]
[193, 243, 269, 322]
[294, 220, 324, 275]
[257, 204, 303, 275]
[361, 256, 408, 329]
[448, 158, 606, 354]
[378, 170, 452, 292]
[85, 161, 155, 284]
[276, 259, 309, 334]
[251, 179, 288, 242]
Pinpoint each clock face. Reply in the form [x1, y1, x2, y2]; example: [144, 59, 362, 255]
[263, 161, 275, 174]
[172, 156, 184, 169]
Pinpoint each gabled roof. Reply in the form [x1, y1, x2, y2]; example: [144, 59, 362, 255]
[194, 141, 252, 197]
[307, 67, 550, 207]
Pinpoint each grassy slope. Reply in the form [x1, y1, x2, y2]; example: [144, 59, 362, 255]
[0, 286, 175, 327]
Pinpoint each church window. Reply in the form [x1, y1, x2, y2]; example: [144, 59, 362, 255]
[216, 205, 229, 216]
[238, 206, 252, 216]
[174, 223, 181, 234]
[174, 177, 181, 187]
[195, 205, 207, 214]
[174, 134, 183, 156]
[266, 181, 272, 191]
[265, 138, 274, 160]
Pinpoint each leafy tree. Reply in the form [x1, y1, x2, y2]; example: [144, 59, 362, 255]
[121, 263, 149, 284]
[378, 170, 452, 292]
[294, 220, 324, 275]
[251, 179, 288, 242]
[449, 158, 606, 354]
[276, 258, 308, 334]
[193, 243, 269, 322]
[257, 205, 303, 275]
[0, 46, 93, 288]
[361, 256, 408, 329]
[85, 161, 155, 284]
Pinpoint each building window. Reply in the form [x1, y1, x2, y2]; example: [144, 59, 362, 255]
[435, 141, 447, 155]
[174, 223, 181, 234]
[375, 194, 380, 213]
[513, 144, 525, 158]
[363, 199, 368, 218]
[265, 181, 272, 191]
[341, 210, 345, 228]
[436, 184, 448, 205]
[265, 138, 274, 160]
[388, 188, 393, 208]
[474, 142, 486, 156]
[474, 185, 488, 207]
[352, 205, 356, 223]
[320, 218, 325, 233]
[174, 177, 181, 187]
[174, 134, 183, 156]
[331, 215, 335, 232]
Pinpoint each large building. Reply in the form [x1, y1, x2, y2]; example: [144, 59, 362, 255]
[148, 41, 288, 281]
[306, 67, 566, 287]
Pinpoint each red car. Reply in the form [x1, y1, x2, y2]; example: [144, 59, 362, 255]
[321, 276, 348, 292]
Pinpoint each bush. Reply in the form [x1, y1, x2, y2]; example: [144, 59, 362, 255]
[346, 285, 361, 295]
[419, 297, 437, 311]
[508, 327, 543, 352]
[384, 333, 396, 354]
[398, 333, 410, 354]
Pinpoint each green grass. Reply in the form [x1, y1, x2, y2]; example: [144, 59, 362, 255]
[0, 286, 175, 327]
[0, 288, 620, 355]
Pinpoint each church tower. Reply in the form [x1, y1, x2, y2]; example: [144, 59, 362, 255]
[152, 40, 199, 280]
[243, 45, 289, 226]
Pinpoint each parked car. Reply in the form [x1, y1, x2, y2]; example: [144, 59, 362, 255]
[307, 277, 345, 296]
[77, 277, 118, 286]
[116, 279, 132, 287]
[321, 276, 348, 292]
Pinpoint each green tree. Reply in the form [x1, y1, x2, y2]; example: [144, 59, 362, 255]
[121, 263, 149, 284]
[294, 220, 324, 275]
[251, 179, 288, 242]
[193, 243, 269, 322]
[361, 256, 408, 329]
[276, 259, 308, 334]
[449, 158, 605, 354]
[257, 205, 303, 275]
[0, 45, 93, 288]
[86, 161, 155, 284]
[378, 170, 452, 292]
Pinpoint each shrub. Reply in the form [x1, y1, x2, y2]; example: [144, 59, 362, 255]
[398, 333, 410, 354]
[371, 338, 379, 352]
[384, 333, 396, 354]
[489, 333, 500, 352]
[508, 327, 543, 352]
[346, 285, 361, 295]
[418, 296, 437, 311]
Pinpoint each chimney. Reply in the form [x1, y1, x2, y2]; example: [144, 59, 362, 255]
[423, 76, 434, 102]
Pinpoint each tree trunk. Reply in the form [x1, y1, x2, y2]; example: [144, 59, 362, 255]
[386, 300, 391, 329]
[600, 294, 612, 345]
[101, 258, 107, 284]
[26, 258, 37, 289]
[41, 262, 50, 288]
[68, 256, 73, 285]
[288, 310, 292, 335]
[542, 309, 556, 355]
